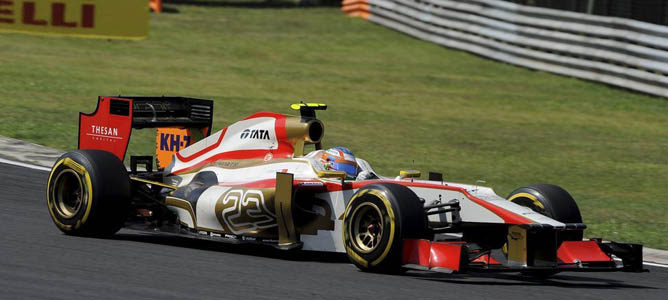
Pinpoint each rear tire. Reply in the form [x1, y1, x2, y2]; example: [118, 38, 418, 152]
[46, 150, 130, 237]
[343, 183, 429, 273]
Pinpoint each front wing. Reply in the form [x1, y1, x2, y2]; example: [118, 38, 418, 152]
[402, 238, 645, 273]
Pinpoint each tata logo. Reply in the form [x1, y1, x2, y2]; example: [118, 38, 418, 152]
[240, 129, 270, 140]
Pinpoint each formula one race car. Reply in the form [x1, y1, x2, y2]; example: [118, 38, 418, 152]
[46, 96, 645, 275]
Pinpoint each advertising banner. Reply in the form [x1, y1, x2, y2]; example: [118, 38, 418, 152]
[0, 0, 148, 39]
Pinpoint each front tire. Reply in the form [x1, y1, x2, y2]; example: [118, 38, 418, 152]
[507, 184, 583, 278]
[507, 183, 583, 241]
[46, 150, 130, 237]
[343, 183, 428, 273]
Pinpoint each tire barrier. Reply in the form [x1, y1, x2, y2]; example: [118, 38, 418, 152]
[342, 0, 668, 98]
[342, 0, 370, 18]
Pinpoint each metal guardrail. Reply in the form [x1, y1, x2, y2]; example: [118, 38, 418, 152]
[504, 0, 668, 27]
[342, 0, 668, 98]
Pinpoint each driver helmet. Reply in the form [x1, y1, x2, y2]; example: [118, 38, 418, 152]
[320, 147, 358, 178]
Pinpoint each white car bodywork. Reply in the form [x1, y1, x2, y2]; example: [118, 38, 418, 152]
[160, 112, 568, 253]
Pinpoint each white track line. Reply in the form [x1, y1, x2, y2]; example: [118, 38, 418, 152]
[0, 156, 667, 268]
[0, 157, 51, 172]
[643, 261, 668, 268]
[613, 258, 668, 269]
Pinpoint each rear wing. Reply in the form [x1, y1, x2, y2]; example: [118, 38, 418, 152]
[78, 96, 213, 168]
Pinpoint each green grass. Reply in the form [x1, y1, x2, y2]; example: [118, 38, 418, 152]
[1, 2, 666, 248]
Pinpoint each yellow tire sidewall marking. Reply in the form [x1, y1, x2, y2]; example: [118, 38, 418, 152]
[368, 190, 395, 267]
[46, 157, 94, 230]
[46, 159, 70, 230]
[508, 192, 545, 210]
[343, 189, 369, 267]
[342, 188, 397, 268]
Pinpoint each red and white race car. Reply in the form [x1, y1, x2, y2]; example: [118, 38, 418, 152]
[46, 97, 644, 275]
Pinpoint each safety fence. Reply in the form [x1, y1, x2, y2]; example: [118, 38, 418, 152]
[504, 0, 668, 26]
[342, 0, 668, 98]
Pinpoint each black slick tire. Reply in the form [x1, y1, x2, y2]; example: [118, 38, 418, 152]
[507, 183, 583, 241]
[46, 150, 130, 237]
[507, 184, 584, 278]
[342, 183, 428, 273]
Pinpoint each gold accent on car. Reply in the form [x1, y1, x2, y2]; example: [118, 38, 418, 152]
[130, 177, 178, 190]
[52, 169, 85, 219]
[297, 198, 335, 235]
[284, 116, 324, 156]
[293, 139, 305, 157]
[317, 170, 347, 179]
[507, 225, 527, 266]
[349, 202, 384, 253]
[275, 172, 298, 246]
[212, 188, 278, 238]
[165, 196, 197, 227]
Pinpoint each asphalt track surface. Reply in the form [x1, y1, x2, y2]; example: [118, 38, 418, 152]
[1, 161, 666, 300]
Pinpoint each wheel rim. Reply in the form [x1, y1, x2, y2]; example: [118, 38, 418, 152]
[52, 169, 85, 219]
[349, 202, 384, 254]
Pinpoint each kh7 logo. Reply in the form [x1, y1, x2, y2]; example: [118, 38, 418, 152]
[215, 189, 276, 235]
[240, 128, 270, 140]
[159, 133, 192, 152]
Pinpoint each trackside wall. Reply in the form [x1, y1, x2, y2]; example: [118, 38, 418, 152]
[342, 0, 668, 98]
